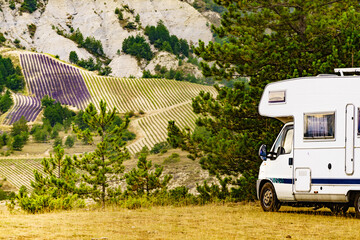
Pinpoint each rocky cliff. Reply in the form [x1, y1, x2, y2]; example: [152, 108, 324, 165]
[0, 0, 213, 77]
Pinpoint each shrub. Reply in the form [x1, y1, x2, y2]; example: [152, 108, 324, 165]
[27, 24, 36, 38]
[9, 1, 15, 10]
[33, 128, 49, 142]
[163, 153, 180, 164]
[83, 36, 105, 57]
[20, 0, 37, 13]
[0, 33, 5, 43]
[65, 135, 75, 148]
[150, 142, 170, 154]
[122, 35, 153, 60]
[69, 51, 79, 64]
[53, 136, 62, 148]
[145, 21, 189, 57]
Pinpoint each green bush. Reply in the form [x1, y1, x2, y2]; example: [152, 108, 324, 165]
[69, 51, 78, 64]
[20, 0, 37, 13]
[64, 135, 75, 148]
[33, 128, 49, 143]
[122, 35, 153, 60]
[145, 21, 189, 57]
[150, 142, 170, 154]
[9, 1, 15, 10]
[53, 136, 62, 148]
[163, 153, 180, 164]
[0, 33, 6, 43]
[27, 24, 36, 38]
[11, 186, 83, 214]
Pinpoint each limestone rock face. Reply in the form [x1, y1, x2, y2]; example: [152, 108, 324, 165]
[0, 0, 212, 77]
[109, 55, 142, 78]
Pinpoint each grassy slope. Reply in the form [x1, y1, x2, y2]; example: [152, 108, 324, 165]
[0, 203, 359, 239]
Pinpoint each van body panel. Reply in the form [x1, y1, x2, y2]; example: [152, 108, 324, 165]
[257, 75, 360, 204]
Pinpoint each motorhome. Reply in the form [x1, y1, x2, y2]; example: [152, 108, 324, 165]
[257, 68, 360, 216]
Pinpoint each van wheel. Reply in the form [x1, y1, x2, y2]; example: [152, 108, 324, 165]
[260, 182, 281, 212]
[354, 193, 360, 218]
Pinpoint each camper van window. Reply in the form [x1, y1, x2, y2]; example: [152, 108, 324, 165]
[283, 129, 293, 154]
[304, 112, 335, 139]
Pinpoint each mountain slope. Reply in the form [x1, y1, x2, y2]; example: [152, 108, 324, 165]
[0, 0, 213, 77]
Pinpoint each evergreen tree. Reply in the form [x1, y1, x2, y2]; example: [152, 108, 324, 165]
[73, 100, 130, 208]
[125, 153, 172, 196]
[11, 116, 29, 151]
[169, 0, 360, 200]
[0, 90, 13, 113]
[13, 146, 82, 213]
[69, 51, 79, 64]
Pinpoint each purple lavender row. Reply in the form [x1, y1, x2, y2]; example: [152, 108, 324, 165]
[20, 53, 91, 109]
[5, 95, 42, 125]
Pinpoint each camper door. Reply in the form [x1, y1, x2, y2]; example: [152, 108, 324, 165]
[268, 124, 294, 201]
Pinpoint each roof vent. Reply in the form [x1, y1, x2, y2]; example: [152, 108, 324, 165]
[334, 68, 360, 76]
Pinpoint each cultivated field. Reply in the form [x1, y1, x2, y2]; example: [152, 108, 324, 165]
[0, 149, 212, 192]
[3, 52, 218, 154]
[0, 203, 359, 239]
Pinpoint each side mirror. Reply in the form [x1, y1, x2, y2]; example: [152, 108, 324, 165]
[259, 144, 267, 161]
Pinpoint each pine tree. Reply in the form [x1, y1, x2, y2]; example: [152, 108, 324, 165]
[73, 100, 130, 208]
[125, 153, 172, 196]
[169, 1, 360, 200]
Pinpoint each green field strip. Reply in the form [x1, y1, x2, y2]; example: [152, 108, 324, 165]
[113, 78, 134, 111]
[126, 78, 152, 112]
[102, 76, 122, 110]
[142, 78, 166, 109]
[146, 115, 166, 143]
[83, 72, 101, 109]
[107, 77, 127, 112]
[96, 76, 117, 110]
[123, 78, 145, 111]
[107, 77, 130, 112]
[118, 78, 139, 111]
[134, 78, 159, 110]
[134, 78, 157, 111]
[147, 78, 174, 108]
[93, 76, 112, 109]
[138, 118, 157, 147]
[155, 79, 180, 106]
[139, 117, 159, 145]
[89, 74, 106, 110]
[0, 160, 39, 189]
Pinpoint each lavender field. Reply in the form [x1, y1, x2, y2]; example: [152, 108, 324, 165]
[4, 53, 92, 124]
[4, 94, 42, 125]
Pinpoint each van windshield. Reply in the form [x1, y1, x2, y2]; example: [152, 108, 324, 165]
[270, 125, 293, 157]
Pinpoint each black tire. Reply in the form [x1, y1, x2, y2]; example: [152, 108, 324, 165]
[354, 193, 360, 218]
[260, 182, 281, 212]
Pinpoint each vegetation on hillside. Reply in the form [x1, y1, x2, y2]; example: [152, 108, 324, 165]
[20, 0, 37, 13]
[145, 21, 190, 58]
[41, 95, 75, 127]
[0, 55, 24, 93]
[122, 35, 153, 61]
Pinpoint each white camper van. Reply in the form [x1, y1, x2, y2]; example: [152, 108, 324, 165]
[257, 68, 360, 216]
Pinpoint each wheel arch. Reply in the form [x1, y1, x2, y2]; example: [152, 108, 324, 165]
[258, 179, 273, 199]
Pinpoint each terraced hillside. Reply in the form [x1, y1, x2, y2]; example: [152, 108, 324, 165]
[0, 159, 43, 190]
[5, 52, 217, 154]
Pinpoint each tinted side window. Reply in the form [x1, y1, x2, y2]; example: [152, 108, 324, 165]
[304, 112, 335, 139]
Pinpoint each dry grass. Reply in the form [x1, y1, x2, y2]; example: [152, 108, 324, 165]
[0, 203, 360, 239]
